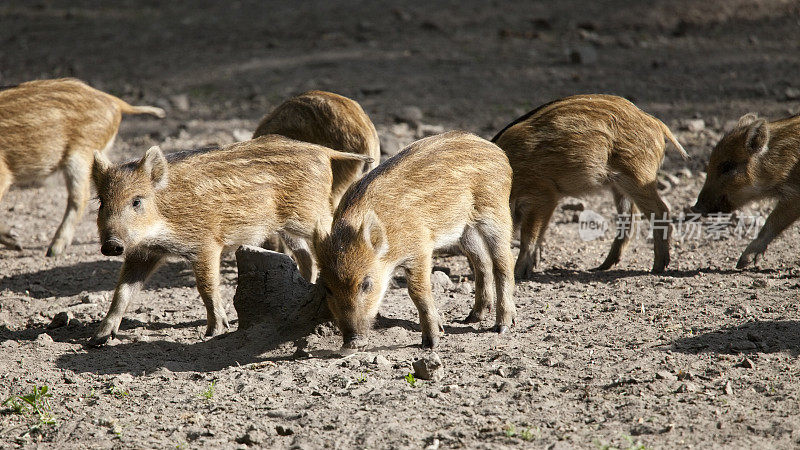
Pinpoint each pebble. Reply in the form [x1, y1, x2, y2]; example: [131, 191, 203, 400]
[737, 357, 756, 369]
[685, 119, 705, 132]
[751, 278, 769, 289]
[413, 352, 444, 381]
[430, 271, 453, 292]
[48, 311, 71, 329]
[80, 292, 106, 304]
[723, 380, 734, 395]
[454, 283, 472, 295]
[655, 370, 677, 382]
[232, 129, 252, 142]
[373, 354, 391, 368]
[35, 333, 54, 346]
[394, 105, 423, 125]
[785, 87, 800, 101]
[236, 428, 269, 445]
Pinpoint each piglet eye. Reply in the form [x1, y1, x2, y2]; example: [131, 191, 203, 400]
[131, 197, 142, 208]
[360, 276, 374, 293]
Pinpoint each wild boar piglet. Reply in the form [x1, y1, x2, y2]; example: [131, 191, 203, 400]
[314, 131, 515, 349]
[89, 135, 372, 347]
[692, 112, 800, 268]
[0, 78, 164, 256]
[492, 94, 687, 276]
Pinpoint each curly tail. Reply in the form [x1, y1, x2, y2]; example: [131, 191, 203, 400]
[113, 97, 166, 118]
[659, 120, 688, 159]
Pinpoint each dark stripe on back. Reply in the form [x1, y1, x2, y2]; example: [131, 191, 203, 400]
[119, 145, 222, 171]
[491, 98, 563, 143]
[0, 84, 20, 92]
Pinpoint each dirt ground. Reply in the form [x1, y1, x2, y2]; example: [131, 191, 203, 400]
[2, 0, 800, 448]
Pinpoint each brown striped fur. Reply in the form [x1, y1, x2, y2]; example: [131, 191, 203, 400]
[0, 78, 165, 255]
[88, 135, 372, 346]
[253, 90, 380, 209]
[493, 94, 687, 276]
[692, 113, 800, 268]
[314, 131, 515, 349]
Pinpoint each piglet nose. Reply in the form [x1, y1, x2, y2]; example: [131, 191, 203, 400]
[101, 238, 124, 256]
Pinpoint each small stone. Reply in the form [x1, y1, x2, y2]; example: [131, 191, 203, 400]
[685, 119, 705, 132]
[676, 167, 693, 179]
[751, 278, 769, 288]
[1, 340, 19, 349]
[785, 87, 800, 101]
[413, 352, 444, 381]
[454, 283, 472, 295]
[655, 370, 677, 381]
[441, 384, 458, 393]
[35, 333, 54, 345]
[723, 380, 734, 395]
[275, 425, 294, 436]
[424, 438, 441, 450]
[430, 271, 453, 292]
[675, 382, 697, 393]
[569, 46, 597, 64]
[373, 355, 391, 368]
[236, 428, 269, 445]
[80, 292, 106, 304]
[169, 94, 190, 112]
[737, 357, 755, 369]
[416, 124, 445, 138]
[48, 311, 71, 329]
[394, 106, 423, 125]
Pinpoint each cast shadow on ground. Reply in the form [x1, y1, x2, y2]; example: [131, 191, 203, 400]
[670, 320, 800, 357]
[49, 312, 484, 375]
[522, 266, 779, 284]
[1, 259, 237, 298]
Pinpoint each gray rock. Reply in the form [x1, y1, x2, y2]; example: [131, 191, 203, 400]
[80, 292, 106, 304]
[373, 354, 391, 368]
[232, 129, 252, 142]
[655, 370, 677, 381]
[236, 427, 269, 445]
[416, 124, 445, 138]
[430, 271, 453, 292]
[48, 311, 71, 329]
[723, 380, 734, 395]
[785, 87, 800, 100]
[35, 333, 54, 346]
[413, 352, 444, 381]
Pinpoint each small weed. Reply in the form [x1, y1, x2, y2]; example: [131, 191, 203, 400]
[594, 434, 650, 450]
[404, 373, 417, 387]
[2, 385, 57, 426]
[503, 424, 517, 438]
[503, 424, 537, 441]
[355, 372, 368, 384]
[200, 381, 216, 400]
[107, 385, 130, 398]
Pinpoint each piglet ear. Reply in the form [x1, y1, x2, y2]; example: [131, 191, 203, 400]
[92, 151, 111, 187]
[745, 119, 769, 155]
[737, 113, 759, 129]
[361, 210, 388, 258]
[139, 146, 169, 189]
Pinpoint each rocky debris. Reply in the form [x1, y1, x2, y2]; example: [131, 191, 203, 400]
[413, 352, 444, 381]
[725, 304, 751, 319]
[430, 271, 454, 292]
[737, 357, 756, 369]
[723, 380, 734, 395]
[655, 370, 677, 382]
[47, 311, 71, 329]
[232, 245, 330, 332]
[784, 87, 800, 101]
[275, 425, 294, 436]
[568, 45, 597, 64]
[80, 292, 106, 304]
[751, 278, 769, 289]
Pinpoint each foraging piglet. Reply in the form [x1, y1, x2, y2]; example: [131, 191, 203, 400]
[0, 78, 165, 255]
[314, 131, 515, 349]
[492, 95, 687, 276]
[89, 136, 372, 346]
[692, 113, 800, 269]
[253, 90, 380, 209]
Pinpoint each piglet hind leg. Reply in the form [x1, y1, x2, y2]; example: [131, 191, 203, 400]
[595, 187, 638, 271]
[737, 198, 800, 269]
[88, 254, 163, 347]
[405, 257, 444, 349]
[192, 245, 230, 337]
[47, 151, 93, 256]
[0, 163, 22, 250]
[459, 225, 495, 324]
[478, 217, 516, 334]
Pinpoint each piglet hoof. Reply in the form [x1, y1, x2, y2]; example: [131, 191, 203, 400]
[87, 332, 114, 348]
[651, 259, 668, 274]
[46, 241, 67, 257]
[736, 251, 762, 270]
[0, 232, 23, 251]
[493, 324, 511, 334]
[462, 310, 484, 324]
[205, 322, 229, 337]
[592, 259, 617, 271]
[421, 334, 440, 349]
[342, 335, 367, 350]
